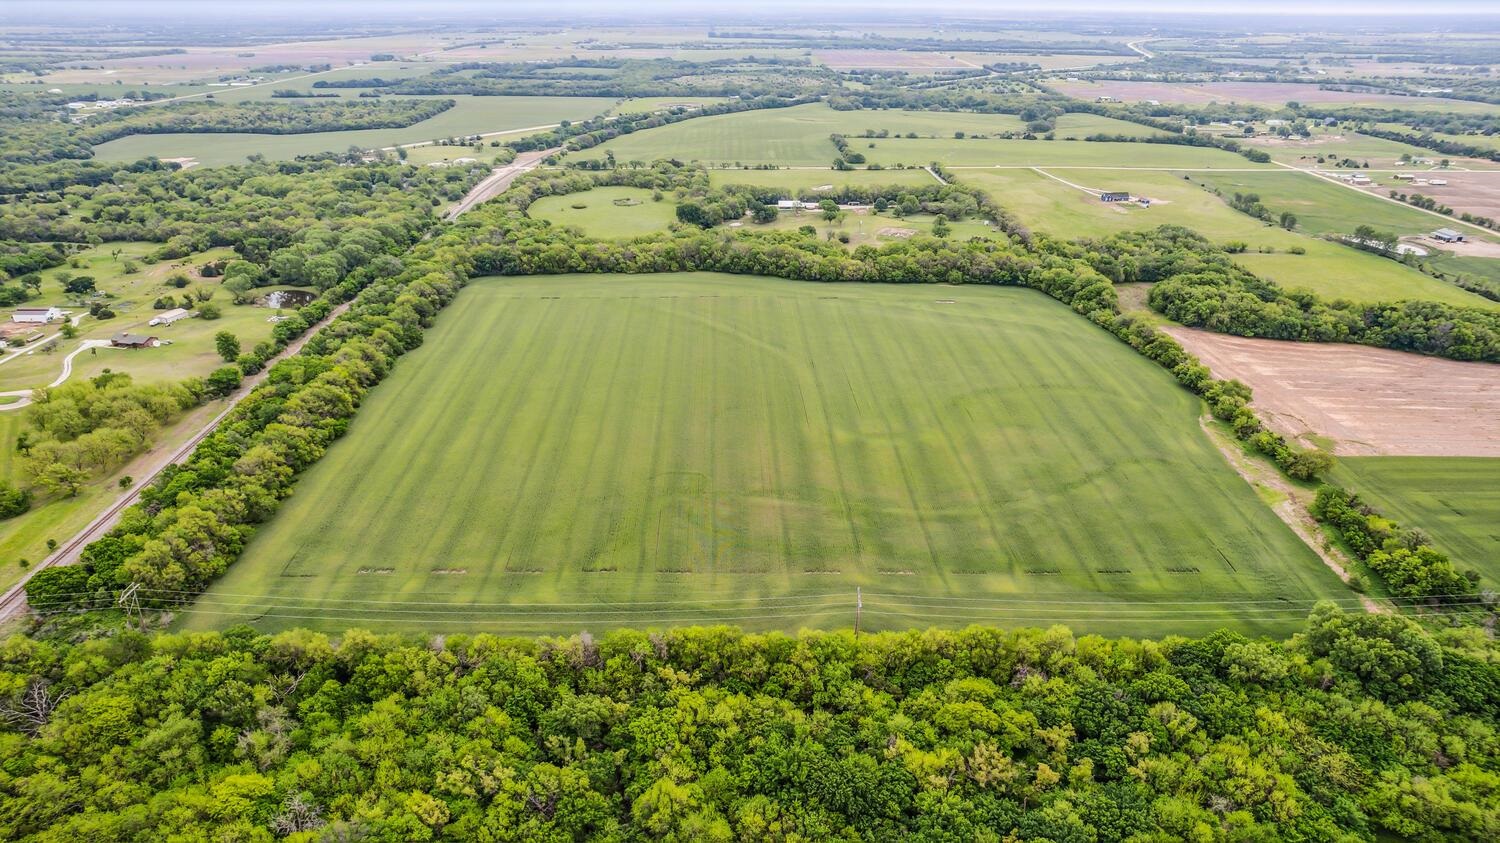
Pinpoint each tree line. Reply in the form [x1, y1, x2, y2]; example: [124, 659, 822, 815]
[1, 605, 1497, 840]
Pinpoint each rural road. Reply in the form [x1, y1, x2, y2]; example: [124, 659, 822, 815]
[444, 147, 559, 219]
[0, 301, 353, 623]
[378, 124, 560, 153]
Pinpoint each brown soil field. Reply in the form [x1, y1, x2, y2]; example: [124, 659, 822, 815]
[1405, 173, 1500, 221]
[1163, 327, 1500, 457]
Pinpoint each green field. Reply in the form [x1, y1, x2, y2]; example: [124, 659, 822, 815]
[707, 168, 937, 191]
[91, 95, 615, 166]
[573, 102, 1032, 166]
[528, 187, 680, 238]
[956, 168, 1499, 307]
[1188, 170, 1499, 242]
[183, 273, 1347, 637]
[1334, 458, 1500, 586]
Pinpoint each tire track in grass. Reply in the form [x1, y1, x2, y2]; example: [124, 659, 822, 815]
[411, 293, 552, 607]
[635, 296, 682, 593]
[752, 298, 796, 586]
[396, 301, 522, 594]
[792, 297, 866, 570]
[562, 294, 640, 578]
[857, 300, 981, 568]
[917, 298, 1034, 571]
[498, 298, 611, 581]
[832, 301, 945, 582]
[967, 302, 1098, 583]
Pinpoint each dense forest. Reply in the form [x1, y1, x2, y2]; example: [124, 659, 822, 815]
[2, 607, 1498, 840]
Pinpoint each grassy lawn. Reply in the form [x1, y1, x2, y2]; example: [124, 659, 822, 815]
[957, 168, 1499, 307]
[0, 242, 286, 392]
[1333, 457, 1500, 586]
[182, 273, 1346, 637]
[91, 95, 616, 166]
[528, 187, 680, 238]
[740, 209, 1002, 248]
[572, 102, 1031, 167]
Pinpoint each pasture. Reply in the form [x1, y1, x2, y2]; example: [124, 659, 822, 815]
[706, 168, 937, 191]
[572, 102, 1032, 166]
[955, 168, 1496, 306]
[1334, 458, 1500, 585]
[90, 95, 615, 166]
[1049, 79, 1499, 113]
[182, 273, 1346, 637]
[528, 187, 680, 238]
[0, 242, 286, 394]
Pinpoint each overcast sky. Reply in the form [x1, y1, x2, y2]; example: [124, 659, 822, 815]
[8, 0, 1500, 20]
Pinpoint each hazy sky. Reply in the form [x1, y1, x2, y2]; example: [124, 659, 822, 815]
[8, 0, 1500, 19]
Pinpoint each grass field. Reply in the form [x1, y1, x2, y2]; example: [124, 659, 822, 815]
[956, 168, 1499, 307]
[1188, 170, 1500, 242]
[706, 168, 938, 191]
[528, 187, 680, 238]
[572, 103, 1032, 166]
[182, 273, 1347, 637]
[91, 95, 615, 166]
[0, 243, 289, 393]
[863, 138, 1261, 169]
[1334, 458, 1500, 586]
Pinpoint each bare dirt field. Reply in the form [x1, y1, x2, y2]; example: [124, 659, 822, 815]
[1163, 327, 1500, 457]
[1403, 173, 1500, 222]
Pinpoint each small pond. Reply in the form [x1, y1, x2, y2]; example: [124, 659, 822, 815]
[255, 289, 317, 309]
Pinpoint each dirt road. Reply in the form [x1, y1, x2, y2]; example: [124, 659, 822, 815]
[0, 301, 352, 623]
[444, 147, 559, 220]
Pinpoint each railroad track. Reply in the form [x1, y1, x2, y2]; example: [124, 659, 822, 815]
[0, 301, 352, 623]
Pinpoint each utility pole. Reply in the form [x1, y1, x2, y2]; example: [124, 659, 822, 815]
[117, 583, 142, 631]
[855, 587, 862, 639]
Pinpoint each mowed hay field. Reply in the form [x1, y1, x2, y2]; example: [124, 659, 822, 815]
[91, 95, 615, 166]
[957, 168, 1499, 307]
[527, 187, 680, 238]
[572, 103, 1032, 166]
[1334, 458, 1500, 586]
[182, 273, 1347, 637]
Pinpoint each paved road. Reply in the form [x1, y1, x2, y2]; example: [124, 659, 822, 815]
[444, 147, 560, 219]
[0, 301, 352, 623]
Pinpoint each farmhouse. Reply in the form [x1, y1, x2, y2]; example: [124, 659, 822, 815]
[1432, 228, 1465, 243]
[1099, 192, 1131, 202]
[149, 307, 191, 327]
[11, 306, 64, 323]
[111, 333, 159, 349]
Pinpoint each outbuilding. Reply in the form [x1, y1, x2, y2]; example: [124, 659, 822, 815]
[111, 333, 159, 349]
[149, 307, 190, 327]
[1432, 228, 1465, 243]
[11, 306, 63, 324]
[1099, 192, 1130, 203]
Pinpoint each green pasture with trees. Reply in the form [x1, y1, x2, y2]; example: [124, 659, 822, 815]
[183, 273, 1344, 638]
[1332, 457, 1500, 586]
[527, 187, 679, 239]
[954, 168, 1499, 307]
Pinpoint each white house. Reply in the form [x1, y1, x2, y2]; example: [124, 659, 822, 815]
[11, 306, 64, 324]
[148, 307, 190, 327]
